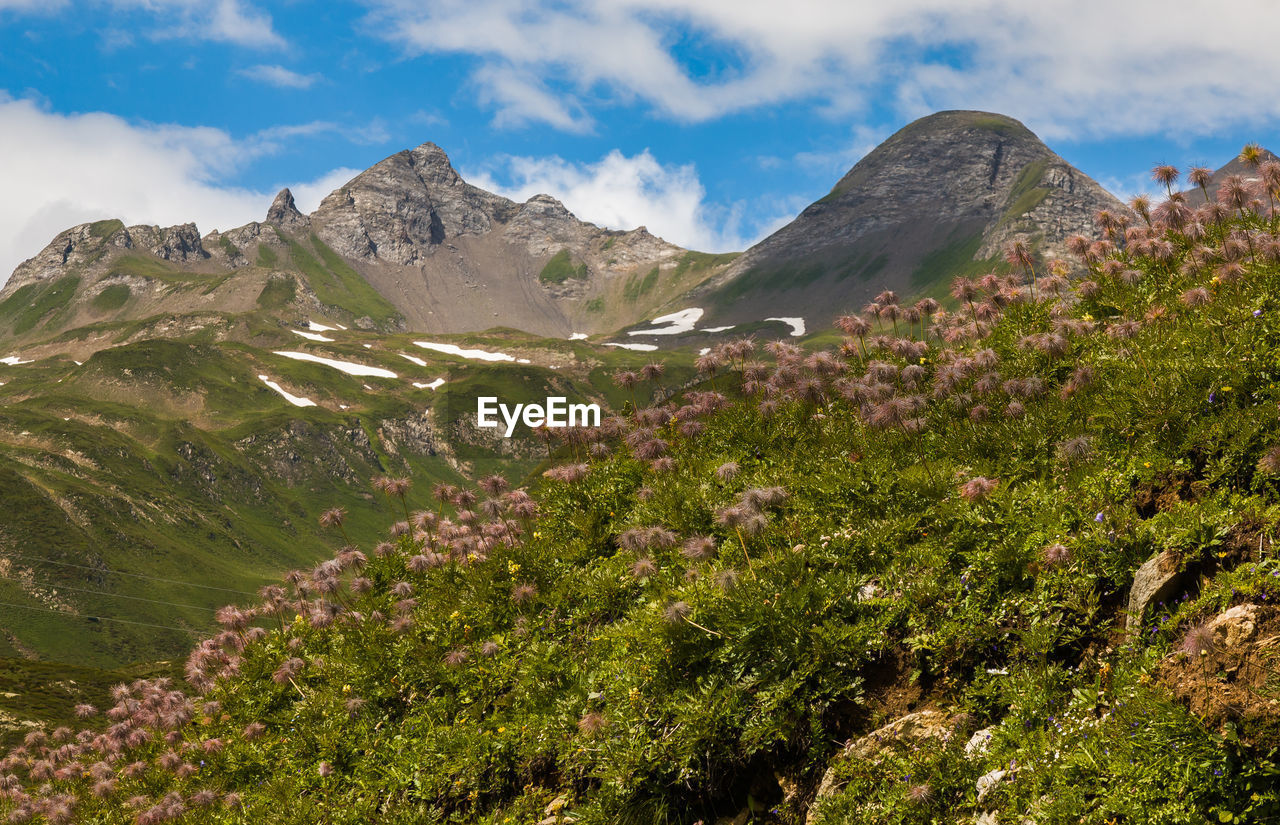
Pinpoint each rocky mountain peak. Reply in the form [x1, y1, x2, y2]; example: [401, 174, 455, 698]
[697, 109, 1126, 328]
[309, 141, 518, 265]
[265, 188, 307, 228]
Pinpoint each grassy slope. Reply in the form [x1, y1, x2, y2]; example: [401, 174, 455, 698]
[7, 200, 1280, 823]
[0, 325, 669, 672]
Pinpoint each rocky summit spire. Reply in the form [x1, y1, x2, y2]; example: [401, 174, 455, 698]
[266, 188, 307, 228]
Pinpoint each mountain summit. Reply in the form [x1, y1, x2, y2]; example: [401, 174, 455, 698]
[696, 111, 1125, 327]
[0, 114, 1125, 350]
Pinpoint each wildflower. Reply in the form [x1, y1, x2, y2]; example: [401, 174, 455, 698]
[1057, 435, 1093, 463]
[318, 507, 346, 529]
[577, 712, 609, 737]
[959, 477, 998, 502]
[1179, 622, 1217, 657]
[1258, 445, 1280, 475]
[630, 557, 658, 578]
[681, 535, 717, 561]
[318, 761, 334, 778]
[1042, 543, 1071, 567]
[663, 601, 692, 624]
[512, 582, 538, 604]
[715, 461, 740, 481]
[443, 648, 470, 667]
[906, 783, 934, 805]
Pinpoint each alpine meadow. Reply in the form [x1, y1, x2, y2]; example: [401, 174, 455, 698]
[3, 125, 1280, 823]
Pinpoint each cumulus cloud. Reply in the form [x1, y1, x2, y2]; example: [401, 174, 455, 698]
[467, 149, 785, 253]
[238, 65, 322, 89]
[365, 0, 1280, 138]
[0, 97, 354, 285]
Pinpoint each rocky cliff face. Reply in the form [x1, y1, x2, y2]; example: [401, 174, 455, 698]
[696, 111, 1126, 328]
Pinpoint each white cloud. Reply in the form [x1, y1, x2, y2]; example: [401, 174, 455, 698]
[238, 64, 321, 89]
[467, 149, 785, 252]
[109, 0, 284, 48]
[0, 96, 354, 285]
[365, 0, 1280, 139]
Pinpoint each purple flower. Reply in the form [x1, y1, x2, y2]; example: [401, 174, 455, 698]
[1094, 511, 1105, 523]
[1255, 309, 1263, 317]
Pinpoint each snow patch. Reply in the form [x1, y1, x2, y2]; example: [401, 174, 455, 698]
[0, 356, 33, 366]
[363, 344, 372, 349]
[292, 330, 334, 342]
[414, 342, 516, 362]
[628, 308, 703, 336]
[568, 333, 588, 340]
[273, 351, 398, 378]
[701, 325, 734, 333]
[399, 353, 428, 367]
[259, 375, 316, 408]
[766, 317, 806, 337]
[413, 378, 447, 390]
[698, 348, 711, 356]
[517, 358, 531, 364]
[307, 321, 344, 332]
[605, 342, 658, 352]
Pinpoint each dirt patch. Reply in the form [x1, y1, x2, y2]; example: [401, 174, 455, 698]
[1157, 603, 1280, 749]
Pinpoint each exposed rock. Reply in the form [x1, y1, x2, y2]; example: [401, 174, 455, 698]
[310, 142, 516, 265]
[1209, 603, 1260, 648]
[965, 726, 995, 757]
[125, 223, 209, 263]
[266, 188, 308, 229]
[1126, 550, 1184, 630]
[697, 110, 1127, 329]
[806, 709, 956, 825]
[976, 768, 1009, 804]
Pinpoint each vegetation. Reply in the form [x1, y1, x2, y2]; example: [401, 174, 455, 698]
[255, 244, 278, 268]
[255, 275, 296, 310]
[1001, 159, 1051, 224]
[91, 285, 131, 312]
[87, 220, 124, 240]
[283, 236, 401, 326]
[622, 267, 660, 301]
[539, 249, 590, 284]
[909, 228, 1006, 300]
[3, 275, 81, 334]
[4, 161, 1280, 824]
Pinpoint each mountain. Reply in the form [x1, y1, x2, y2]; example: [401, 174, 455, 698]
[1180, 146, 1280, 205]
[690, 111, 1125, 330]
[0, 143, 726, 350]
[3, 172, 1280, 823]
[0, 112, 1130, 668]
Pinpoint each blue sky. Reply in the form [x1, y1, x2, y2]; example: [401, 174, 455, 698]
[2, 0, 1279, 283]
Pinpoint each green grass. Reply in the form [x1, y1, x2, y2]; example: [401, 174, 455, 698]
[909, 228, 1006, 302]
[623, 267, 661, 301]
[1001, 159, 1051, 223]
[284, 235, 401, 325]
[87, 219, 124, 240]
[219, 235, 242, 260]
[256, 274, 296, 309]
[6, 275, 80, 334]
[256, 243, 279, 267]
[671, 250, 738, 280]
[539, 249, 590, 284]
[107, 254, 182, 281]
[90, 284, 131, 312]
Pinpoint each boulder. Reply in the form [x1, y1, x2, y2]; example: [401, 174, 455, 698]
[807, 710, 956, 825]
[1126, 551, 1183, 630]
